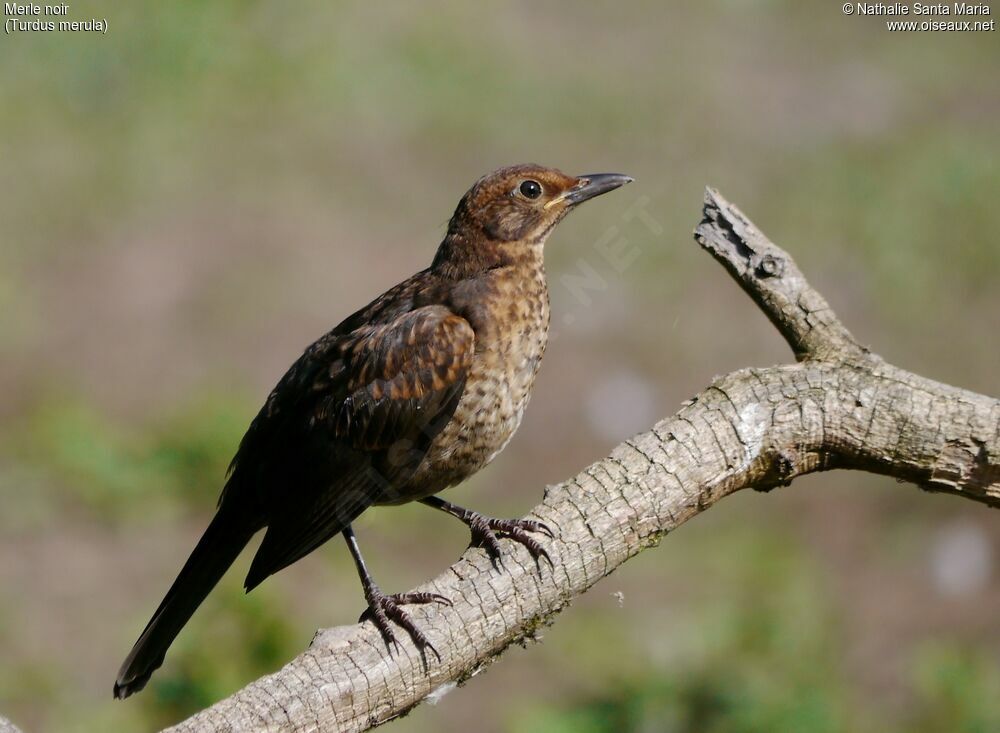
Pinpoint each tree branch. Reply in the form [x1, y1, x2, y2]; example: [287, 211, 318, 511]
[164, 188, 1000, 733]
[696, 189, 863, 361]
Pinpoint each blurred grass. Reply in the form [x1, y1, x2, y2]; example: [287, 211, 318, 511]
[2, 394, 249, 526]
[516, 533, 1000, 733]
[0, 1, 998, 731]
[517, 642, 1000, 733]
[135, 583, 300, 730]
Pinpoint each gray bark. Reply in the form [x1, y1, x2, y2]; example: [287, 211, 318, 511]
[163, 188, 1000, 733]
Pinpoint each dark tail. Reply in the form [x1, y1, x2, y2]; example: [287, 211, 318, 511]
[113, 505, 259, 699]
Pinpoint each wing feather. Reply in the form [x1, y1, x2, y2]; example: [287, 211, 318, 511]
[237, 305, 474, 590]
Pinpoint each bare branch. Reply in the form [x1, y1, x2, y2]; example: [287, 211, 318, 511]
[163, 190, 1000, 733]
[695, 187, 862, 361]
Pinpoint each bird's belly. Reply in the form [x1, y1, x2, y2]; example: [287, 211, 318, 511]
[387, 341, 545, 503]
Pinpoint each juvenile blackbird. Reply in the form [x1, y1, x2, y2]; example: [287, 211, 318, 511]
[114, 164, 632, 698]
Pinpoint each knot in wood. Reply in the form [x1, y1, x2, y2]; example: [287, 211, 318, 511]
[755, 254, 784, 278]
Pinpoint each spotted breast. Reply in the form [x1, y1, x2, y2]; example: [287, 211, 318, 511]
[390, 249, 551, 502]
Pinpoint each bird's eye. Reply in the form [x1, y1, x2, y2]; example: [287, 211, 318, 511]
[518, 180, 543, 199]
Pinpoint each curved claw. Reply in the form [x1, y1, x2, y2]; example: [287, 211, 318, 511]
[478, 516, 554, 569]
[469, 516, 506, 567]
[500, 525, 553, 568]
[358, 591, 452, 623]
[359, 589, 450, 662]
[421, 497, 555, 572]
[517, 518, 554, 538]
[530, 522, 554, 539]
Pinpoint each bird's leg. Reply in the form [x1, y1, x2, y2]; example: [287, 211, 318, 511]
[420, 496, 554, 568]
[342, 526, 450, 661]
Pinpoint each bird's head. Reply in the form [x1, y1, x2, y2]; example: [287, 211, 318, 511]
[435, 164, 632, 274]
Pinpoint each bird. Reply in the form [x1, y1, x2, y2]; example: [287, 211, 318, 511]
[113, 164, 632, 698]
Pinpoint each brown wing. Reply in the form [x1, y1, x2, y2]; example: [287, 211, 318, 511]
[230, 304, 475, 591]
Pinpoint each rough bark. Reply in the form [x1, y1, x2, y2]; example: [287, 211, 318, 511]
[164, 188, 999, 733]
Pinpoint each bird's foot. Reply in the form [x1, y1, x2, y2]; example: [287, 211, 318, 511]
[419, 496, 554, 570]
[358, 587, 451, 662]
[467, 513, 554, 569]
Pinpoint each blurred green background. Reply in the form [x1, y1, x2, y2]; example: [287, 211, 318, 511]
[1, 1, 999, 731]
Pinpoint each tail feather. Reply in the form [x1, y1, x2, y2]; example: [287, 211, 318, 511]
[114, 506, 259, 699]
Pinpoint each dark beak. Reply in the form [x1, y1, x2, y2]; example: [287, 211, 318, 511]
[562, 173, 634, 205]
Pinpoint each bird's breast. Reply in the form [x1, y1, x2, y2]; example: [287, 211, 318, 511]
[401, 263, 551, 498]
